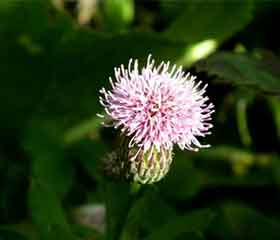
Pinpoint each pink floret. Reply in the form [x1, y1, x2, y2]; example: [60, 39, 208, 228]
[99, 55, 214, 153]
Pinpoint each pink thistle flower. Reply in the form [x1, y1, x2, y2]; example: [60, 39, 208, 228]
[99, 55, 214, 156]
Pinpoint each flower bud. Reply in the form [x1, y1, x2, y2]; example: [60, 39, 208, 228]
[103, 136, 173, 184]
[127, 146, 173, 184]
[102, 151, 125, 180]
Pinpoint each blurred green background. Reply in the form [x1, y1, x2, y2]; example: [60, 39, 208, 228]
[1, 0, 280, 239]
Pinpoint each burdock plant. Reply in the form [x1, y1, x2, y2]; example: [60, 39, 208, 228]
[99, 55, 214, 184]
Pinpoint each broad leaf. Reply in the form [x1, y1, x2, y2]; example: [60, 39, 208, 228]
[196, 52, 280, 95]
[145, 209, 214, 240]
[0, 230, 29, 240]
[211, 203, 280, 240]
[28, 180, 77, 240]
[119, 190, 176, 239]
[164, 0, 253, 43]
[159, 151, 202, 200]
[23, 119, 74, 196]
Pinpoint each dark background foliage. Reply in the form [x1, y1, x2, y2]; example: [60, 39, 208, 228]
[1, 0, 280, 239]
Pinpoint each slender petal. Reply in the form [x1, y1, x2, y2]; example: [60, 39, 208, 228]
[99, 55, 214, 153]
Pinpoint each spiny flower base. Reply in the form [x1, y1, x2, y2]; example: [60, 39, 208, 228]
[128, 147, 173, 184]
[103, 138, 173, 184]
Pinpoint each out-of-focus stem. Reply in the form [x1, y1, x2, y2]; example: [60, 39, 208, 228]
[236, 99, 252, 147]
[130, 182, 141, 195]
[78, 0, 98, 25]
[52, 0, 64, 10]
[268, 96, 280, 140]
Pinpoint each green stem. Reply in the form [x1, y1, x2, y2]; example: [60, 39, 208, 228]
[104, 181, 132, 240]
[236, 99, 252, 147]
[268, 97, 280, 140]
[130, 182, 141, 195]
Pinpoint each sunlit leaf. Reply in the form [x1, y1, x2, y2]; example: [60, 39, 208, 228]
[102, 0, 134, 32]
[196, 52, 280, 95]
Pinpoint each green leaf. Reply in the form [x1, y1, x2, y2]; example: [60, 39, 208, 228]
[165, 0, 253, 43]
[71, 224, 104, 240]
[271, 157, 280, 187]
[0, 0, 189, 133]
[0, 223, 38, 240]
[164, 0, 253, 43]
[0, 230, 29, 240]
[102, 0, 134, 33]
[159, 0, 187, 22]
[104, 181, 132, 240]
[119, 190, 176, 239]
[0, 0, 72, 130]
[212, 203, 280, 240]
[162, 0, 254, 66]
[0, 160, 27, 223]
[175, 232, 205, 240]
[196, 52, 280, 95]
[145, 209, 214, 240]
[64, 115, 103, 145]
[23, 119, 74, 197]
[159, 151, 202, 200]
[0, 0, 50, 37]
[28, 180, 77, 240]
[194, 146, 277, 185]
[72, 138, 108, 183]
[267, 96, 280, 140]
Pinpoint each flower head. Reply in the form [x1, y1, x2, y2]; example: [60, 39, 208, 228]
[100, 55, 214, 155]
